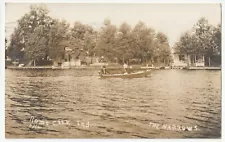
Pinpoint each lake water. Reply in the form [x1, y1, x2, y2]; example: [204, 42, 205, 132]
[5, 69, 221, 138]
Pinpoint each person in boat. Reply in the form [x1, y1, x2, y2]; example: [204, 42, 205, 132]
[101, 65, 106, 74]
[101, 65, 110, 74]
[123, 63, 128, 74]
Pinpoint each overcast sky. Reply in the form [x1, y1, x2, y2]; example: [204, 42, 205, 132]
[5, 3, 221, 46]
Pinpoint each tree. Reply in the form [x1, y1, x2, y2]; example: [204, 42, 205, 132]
[48, 19, 70, 63]
[7, 4, 184, 67]
[211, 24, 221, 65]
[154, 32, 171, 65]
[213, 24, 221, 55]
[70, 21, 97, 60]
[175, 32, 195, 54]
[174, 32, 198, 66]
[114, 22, 133, 63]
[83, 30, 97, 57]
[131, 21, 155, 63]
[95, 19, 117, 62]
[193, 17, 220, 66]
[8, 4, 53, 65]
[18, 4, 53, 42]
[25, 26, 48, 66]
[7, 27, 25, 60]
[174, 17, 221, 66]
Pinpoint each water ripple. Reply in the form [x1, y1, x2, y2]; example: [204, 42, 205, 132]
[5, 69, 221, 138]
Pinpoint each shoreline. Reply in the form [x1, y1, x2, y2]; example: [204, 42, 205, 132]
[5, 66, 221, 70]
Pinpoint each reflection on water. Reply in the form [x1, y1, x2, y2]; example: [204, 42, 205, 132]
[5, 69, 221, 138]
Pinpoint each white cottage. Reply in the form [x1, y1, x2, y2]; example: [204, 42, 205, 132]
[173, 54, 204, 67]
[172, 48, 205, 67]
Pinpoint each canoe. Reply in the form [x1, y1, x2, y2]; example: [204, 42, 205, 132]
[99, 70, 151, 78]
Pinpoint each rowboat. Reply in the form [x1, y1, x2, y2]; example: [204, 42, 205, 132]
[99, 70, 151, 78]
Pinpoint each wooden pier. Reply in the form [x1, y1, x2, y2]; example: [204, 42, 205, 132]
[187, 66, 221, 70]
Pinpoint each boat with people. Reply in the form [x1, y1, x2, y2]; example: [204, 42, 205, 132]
[98, 69, 151, 78]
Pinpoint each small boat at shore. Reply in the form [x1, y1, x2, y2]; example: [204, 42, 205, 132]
[99, 70, 151, 78]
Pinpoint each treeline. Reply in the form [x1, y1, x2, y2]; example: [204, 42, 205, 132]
[174, 18, 221, 66]
[6, 4, 172, 66]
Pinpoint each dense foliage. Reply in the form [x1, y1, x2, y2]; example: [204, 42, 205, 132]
[7, 5, 221, 67]
[7, 4, 173, 66]
[174, 18, 221, 66]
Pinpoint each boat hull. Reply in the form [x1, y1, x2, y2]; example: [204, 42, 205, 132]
[99, 70, 151, 78]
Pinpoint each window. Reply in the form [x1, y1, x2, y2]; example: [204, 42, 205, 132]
[196, 55, 199, 61]
[179, 55, 185, 61]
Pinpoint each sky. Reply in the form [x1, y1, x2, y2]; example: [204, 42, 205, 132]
[5, 3, 221, 46]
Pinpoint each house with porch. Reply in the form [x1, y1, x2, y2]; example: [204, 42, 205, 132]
[172, 48, 205, 68]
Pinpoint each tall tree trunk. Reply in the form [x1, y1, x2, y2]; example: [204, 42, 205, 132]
[203, 56, 205, 66]
[194, 55, 197, 66]
[150, 56, 153, 65]
[186, 54, 189, 67]
[195, 55, 196, 63]
[208, 57, 211, 67]
[34, 59, 36, 66]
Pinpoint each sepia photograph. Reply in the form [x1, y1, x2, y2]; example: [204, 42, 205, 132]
[5, 2, 222, 139]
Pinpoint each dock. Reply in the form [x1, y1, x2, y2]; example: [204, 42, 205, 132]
[187, 66, 221, 70]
